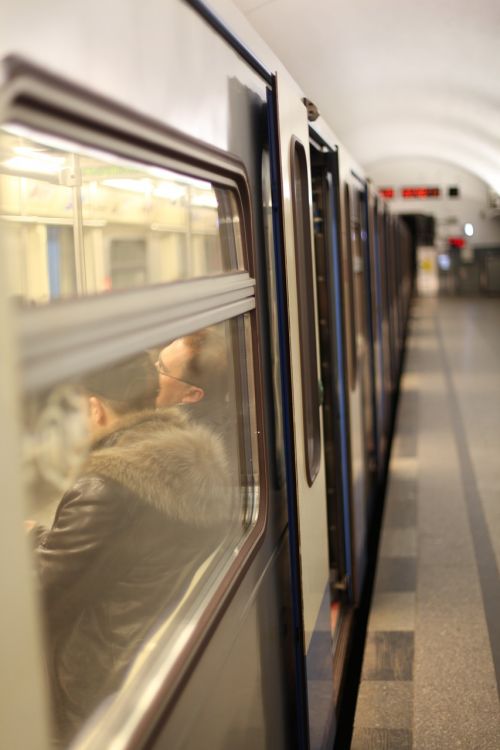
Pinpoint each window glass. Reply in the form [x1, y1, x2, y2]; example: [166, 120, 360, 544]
[343, 183, 357, 390]
[0, 127, 244, 303]
[109, 238, 148, 289]
[290, 138, 321, 487]
[22, 317, 258, 746]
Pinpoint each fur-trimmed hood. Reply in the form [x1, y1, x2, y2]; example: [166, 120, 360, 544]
[84, 408, 232, 525]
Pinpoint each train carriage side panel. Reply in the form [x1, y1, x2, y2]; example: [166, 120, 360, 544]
[0, 2, 297, 748]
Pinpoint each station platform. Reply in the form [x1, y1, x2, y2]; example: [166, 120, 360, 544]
[351, 296, 500, 749]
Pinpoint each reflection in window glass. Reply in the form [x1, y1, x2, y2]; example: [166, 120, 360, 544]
[0, 127, 244, 303]
[23, 318, 258, 746]
[109, 238, 148, 290]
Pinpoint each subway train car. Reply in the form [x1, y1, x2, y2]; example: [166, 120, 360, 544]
[0, 1, 412, 749]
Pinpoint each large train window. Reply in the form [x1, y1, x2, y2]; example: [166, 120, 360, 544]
[3, 97, 263, 745]
[290, 137, 321, 486]
[22, 317, 259, 745]
[0, 127, 245, 303]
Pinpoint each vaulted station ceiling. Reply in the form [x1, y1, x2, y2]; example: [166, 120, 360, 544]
[233, 0, 500, 193]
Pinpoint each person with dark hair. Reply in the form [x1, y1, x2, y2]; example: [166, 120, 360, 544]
[32, 352, 230, 745]
[83, 352, 160, 419]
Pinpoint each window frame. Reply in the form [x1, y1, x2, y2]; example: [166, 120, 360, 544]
[1, 56, 269, 749]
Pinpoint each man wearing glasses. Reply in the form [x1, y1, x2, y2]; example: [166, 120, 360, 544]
[156, 327, 228, 412]
[155, 336, 205, 408]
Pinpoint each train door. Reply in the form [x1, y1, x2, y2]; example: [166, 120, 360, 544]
[383, 208, 398, 395]
[377, 207, 393, 435]
[309, 134, 357, 690]
[0, 4, 297, 748]
[345, 185, 376, 516]
[310, 138, 352, 603]
[276, 79, 338, 750]
[388, 214, 401, 380]
[356, 184, 378, 505]
[340, 181, 367, 602]
[364, 191, 386, 478]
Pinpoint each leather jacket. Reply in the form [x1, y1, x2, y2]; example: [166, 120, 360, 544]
[35, 408, 231, 743]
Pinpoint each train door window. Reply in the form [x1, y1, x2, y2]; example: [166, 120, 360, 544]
[343, 183, 357, 389]
[0, 127, 245, 302]
[350, 191, 365, 352]
[371, 200, 386, 432]
[378, 210, 392, 404]
[310, 144, 352, 619]
[3, 109, 264, 746]
[290, 137, 321, 486]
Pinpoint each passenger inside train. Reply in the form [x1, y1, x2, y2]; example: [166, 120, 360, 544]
[155, 327, 230, 442]
[28, 350, 233, 745]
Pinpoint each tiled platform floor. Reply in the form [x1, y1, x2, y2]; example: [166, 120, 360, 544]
[351, 297, 500, 749]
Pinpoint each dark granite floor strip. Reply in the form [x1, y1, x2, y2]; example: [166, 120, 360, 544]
[351, 728, 412, 750]
[386, 477, 417, 505]
[375, 557, 417, 593]
[362, 632, 414, 681]
[436, 318, 500, 699]
[393, 431, 417, 458]
[383, 498, 417, 529]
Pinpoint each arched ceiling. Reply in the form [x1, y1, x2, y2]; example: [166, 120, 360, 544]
[233, 0, 500, 193]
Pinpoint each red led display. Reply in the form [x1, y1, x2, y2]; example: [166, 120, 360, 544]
[448, 237, 465, 248]
[379, 187, 394, 199]
[402, 187, 440, 199]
